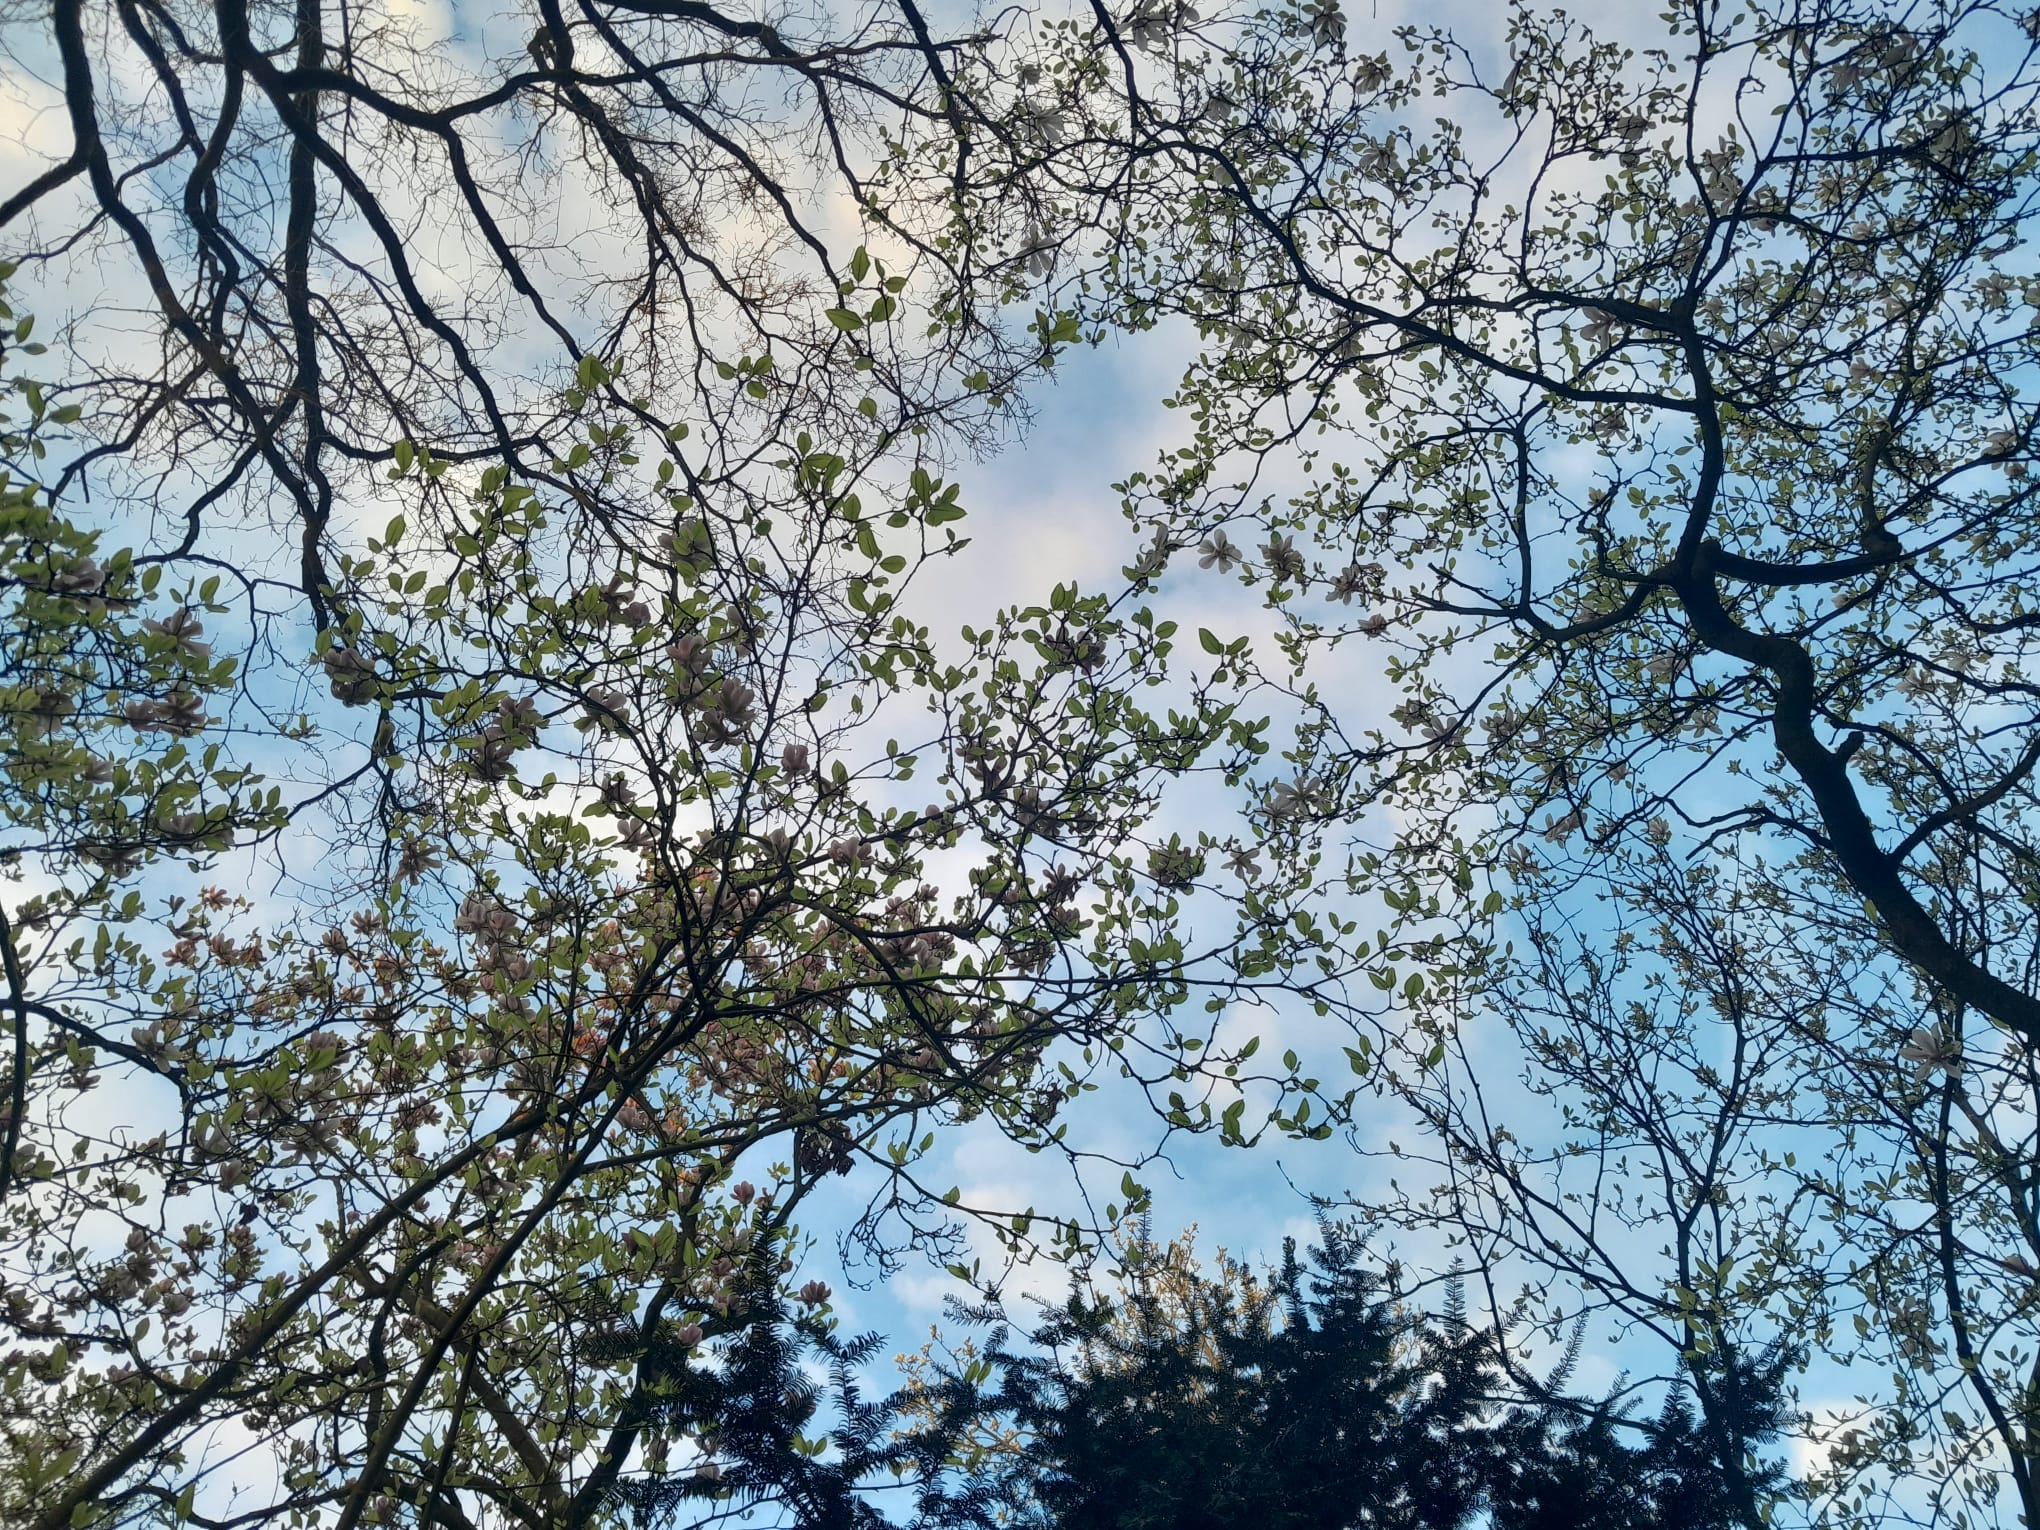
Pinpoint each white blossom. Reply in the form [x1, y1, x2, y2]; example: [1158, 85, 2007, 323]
[1261, 532, 1305, 581]
[1898, 1025, 1962, 1084]
[1357, 141, 1396, 179]
[1541, 808, 1584, 843]
[1198, 530, 1244, 572]
[1579, 309, 1623, 348]
[1267, 776, 1329, 820]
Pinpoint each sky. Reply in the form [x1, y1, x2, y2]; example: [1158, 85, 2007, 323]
[0, 0, 1966, 1515]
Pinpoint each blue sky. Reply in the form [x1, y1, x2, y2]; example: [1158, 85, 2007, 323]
[9, 0, 2009, 1515]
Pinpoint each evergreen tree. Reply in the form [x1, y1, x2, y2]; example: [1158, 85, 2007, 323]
[919, 1225, 1789, 1530]
[644, 1226, 1789, 1530]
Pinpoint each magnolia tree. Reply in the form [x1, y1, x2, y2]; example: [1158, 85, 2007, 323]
[0, 255, 1339, 1529]
[0, 0, 1368, 1524]
[988, 0, 2040, 1522]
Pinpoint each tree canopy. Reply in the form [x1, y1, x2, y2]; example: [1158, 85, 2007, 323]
[5, 0, 2040, 1524]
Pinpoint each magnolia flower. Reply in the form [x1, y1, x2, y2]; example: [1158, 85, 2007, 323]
[1986, 428, 2021, 457]
[1024, 100, 1068, 145]
[1579, 309, 1622, 348]
[1898, 1024, 1961, 1084]
[1977, 272, 2016, 311]
[579, 686, 631, 733]
[124, 691, 208, 736]
[52, 557, 105, 595]
[1126, 0, 1194, 52]
[657, 521, 710, 562]
[1696, 141, 1743, 202]
[1267, 776, 1329, 820]
[666, 633, 711, 673]
[1356, 141, 1396, 179]
[18, 685, 71, 738]
[496, 695, 542, 740]
[454, 891, 518, 940]
[1146, 839, 1206, 889]
[1356, 613, 1389, 635]
[157, 811, 209, 841]
[1127, 528, 1170, 579]
[1541, 808, 1584, 843]
[617, 1101, 654, 1133]
[1481, 706, 1526, 744]
[593, 573, 639, 623]
[1261, 533, 1305, 582]
[781, 742, 810, 775]
[1329, 561, 1380, 604]
[143, 607, 210, 660]
[396, 838, 442, 883]
[696, 678, 756, 744]
[797, 1279, 832, 1305]
[1389, 698, 1436, 731]
[322, 646, 378, 705]
[1423, 718, 1467, 748]
[1224, 844, 1261, 879]
[1017, 223, 1056, 277]
[1197, 531, 1243, 572]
